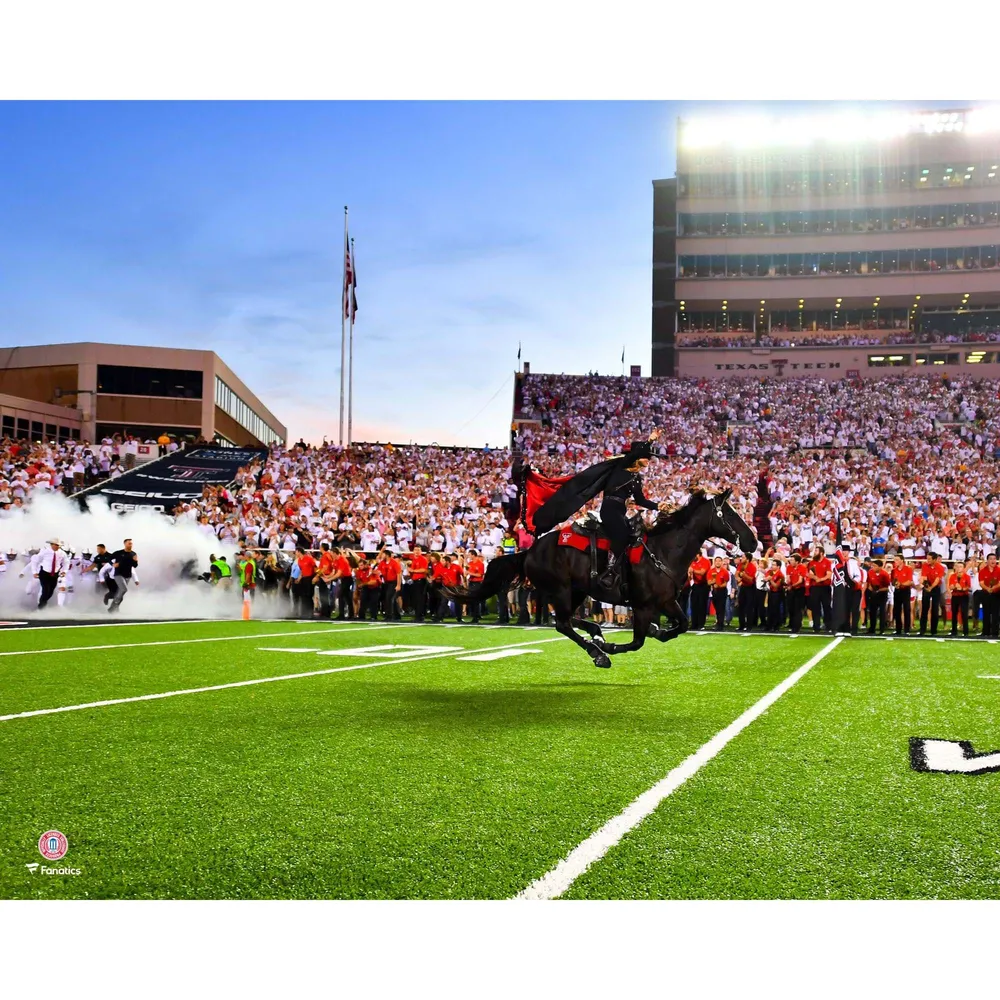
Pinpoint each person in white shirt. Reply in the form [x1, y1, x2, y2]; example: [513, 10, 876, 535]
[929, 534, 950, 559]
[57, 553, 82, 607]
[360, 526, 381, 553]
[843, 547, 864, 634]
[35, 539, 69, 609]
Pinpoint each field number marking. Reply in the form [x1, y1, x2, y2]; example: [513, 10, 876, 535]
[457, 649, 545, 662]
[256, 644, 462, 658]
[909, 738, 1000, 775]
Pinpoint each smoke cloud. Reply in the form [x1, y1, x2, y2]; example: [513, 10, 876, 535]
[0, 492, 280, 620]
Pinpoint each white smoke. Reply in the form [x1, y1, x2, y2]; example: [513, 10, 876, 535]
[0, 492, 276, 620]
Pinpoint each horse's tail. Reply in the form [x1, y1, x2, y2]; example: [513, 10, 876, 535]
[443, 551, 528, 602]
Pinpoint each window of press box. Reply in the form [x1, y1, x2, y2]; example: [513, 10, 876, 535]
[915, 353, 960, 366]
[677, 244, 1000, 278]
[31, 421, 42, 438]
[679, 161, 1000, 198]
[96, 365, 203, 398]
[868, 355, 912, 368]
[2, 415, 14, 434]
[16, 419, 29, 437]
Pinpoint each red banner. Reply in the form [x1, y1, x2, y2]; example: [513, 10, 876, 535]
[523, 469, 574, 533]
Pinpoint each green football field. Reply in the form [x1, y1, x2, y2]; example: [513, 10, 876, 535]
[2, 618, 1000, 899]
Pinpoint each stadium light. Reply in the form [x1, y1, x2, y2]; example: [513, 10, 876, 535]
[680, 107, 1000, 149]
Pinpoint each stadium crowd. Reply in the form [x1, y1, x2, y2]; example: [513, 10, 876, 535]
[0, 432, 188, 503]
[5, 368, 1000, 634]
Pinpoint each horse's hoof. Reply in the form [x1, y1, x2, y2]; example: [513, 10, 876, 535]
[588, 643, 612, 668]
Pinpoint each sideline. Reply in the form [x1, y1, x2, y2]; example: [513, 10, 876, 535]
[515, 635, 845, 900]
[0, 637, 567, 723]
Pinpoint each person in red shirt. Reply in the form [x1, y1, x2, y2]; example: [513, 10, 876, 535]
[688, 551, 713, 631]
[408, 546, 430, 622]
[356, 558, 382, 621]
[429, 554, 447, 619]
[947, 561, 972, 637]
[434, 555, 464, 623]
[708, 557, 729, 631]
[736, 555, 759, 632]
[315, 542, 338, 618]
[865, 558, 891, 636]
[919, 551, 946, 636]
[465, 549, 486, 623]
[807, 547, 833, 634]
[979, 553, 1000, 639]
[765, 558, 785, 632]
[294, 547, 316, 619]
[786, 553, 808, 634]
[332, 549, 354, 620]
[890, 556, 915, 635]
[377, 550, 402, 621]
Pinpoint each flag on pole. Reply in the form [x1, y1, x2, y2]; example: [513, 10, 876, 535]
[621, 346, 625, 364]
[343, 236, 357, 321]
[517, 342, 521, 362]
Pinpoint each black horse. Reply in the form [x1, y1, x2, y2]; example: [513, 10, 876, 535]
[443, 489, 757, 668]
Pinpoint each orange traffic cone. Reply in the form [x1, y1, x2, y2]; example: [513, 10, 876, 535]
[242, 599, 251, 621]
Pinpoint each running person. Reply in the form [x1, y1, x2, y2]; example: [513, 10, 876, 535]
[108, 538, 139, 613]
[91, 543, 117, 606]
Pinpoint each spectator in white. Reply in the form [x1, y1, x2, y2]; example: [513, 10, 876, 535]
[360, 524, 381, 553]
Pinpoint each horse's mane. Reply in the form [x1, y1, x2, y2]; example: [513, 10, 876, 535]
[646, 490, 716, 536]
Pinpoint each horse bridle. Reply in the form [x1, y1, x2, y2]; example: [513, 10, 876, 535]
[641, 492, 739, 585]
[712, 492, 740, 547]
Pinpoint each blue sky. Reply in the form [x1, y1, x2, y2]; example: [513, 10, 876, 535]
[0, 100, 960, 446]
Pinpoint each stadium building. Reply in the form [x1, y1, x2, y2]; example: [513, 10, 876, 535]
[653, 107, 1000, 379]
[0, 342, 286, 447]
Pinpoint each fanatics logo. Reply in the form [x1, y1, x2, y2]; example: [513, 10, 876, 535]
[38, 830, 68, 861]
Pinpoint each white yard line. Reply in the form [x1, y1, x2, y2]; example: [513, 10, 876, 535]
[0, 637, 567, 723]
[515, 635, 845, 901]
[0, 623, 394, 658]
[0, 618, 210, 632]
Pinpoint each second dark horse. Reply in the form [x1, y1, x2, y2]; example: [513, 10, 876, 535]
[443, 489, 757, 668]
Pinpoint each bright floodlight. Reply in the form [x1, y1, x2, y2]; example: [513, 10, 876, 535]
[680, 107, 1000, 149]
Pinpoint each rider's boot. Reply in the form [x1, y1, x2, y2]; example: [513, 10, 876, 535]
[598, 552, 619, 591]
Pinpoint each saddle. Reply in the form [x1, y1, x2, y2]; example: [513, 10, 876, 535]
[557, 515, 646, 599]
[568, 512, 644, 543]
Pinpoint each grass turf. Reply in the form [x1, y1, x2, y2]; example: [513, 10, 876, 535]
[1, 621, 998, 899]
[565, 638, 1000, 899]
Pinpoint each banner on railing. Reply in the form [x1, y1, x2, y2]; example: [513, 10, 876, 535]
[84, 446, 268, 513]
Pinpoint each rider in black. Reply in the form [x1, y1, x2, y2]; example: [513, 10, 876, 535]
[529, 429, 670, 594]
[597, 436, 668, 590]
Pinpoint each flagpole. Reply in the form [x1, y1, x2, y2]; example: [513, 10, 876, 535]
[348, 236, 355, 447]
[339, 206, 348, 446]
